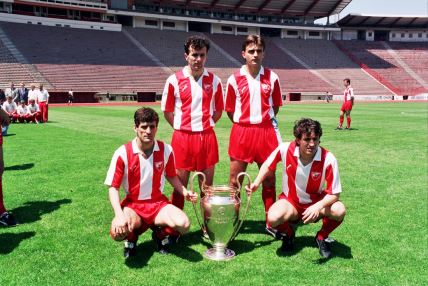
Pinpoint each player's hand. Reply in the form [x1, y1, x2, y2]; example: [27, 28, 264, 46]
[302, 204, 322, 224]
[245, 183, 258, 196]
[183, 188, 198, 203]
[112, 215, 129, 236]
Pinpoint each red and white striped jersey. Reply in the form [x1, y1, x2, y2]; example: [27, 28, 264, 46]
[266, 142, 342, 205]
[343, 86, 354, 102]
[104, 139, 176, 201]
[161, 68, 224, 132]
[225, 66, 282, 124]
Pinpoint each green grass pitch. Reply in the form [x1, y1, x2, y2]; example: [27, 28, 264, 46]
[0, 101, 427, 285]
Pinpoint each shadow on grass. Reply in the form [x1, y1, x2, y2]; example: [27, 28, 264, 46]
[275, 235, 353, 261]
[238, 219, 266, 235]
[10, 199, 72, 224]
[5, 163, 35, 171]
[125, 230, 204, 268]
[3, 133, 16, 137]
[0, 231, 36, 254]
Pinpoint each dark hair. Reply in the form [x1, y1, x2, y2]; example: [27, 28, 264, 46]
[343, 78, 351, 84]
[184, 36, 210, 54]
[242, 34, 265, 52]
[293, 118, 322, 139]
[134, 107, 159, 126]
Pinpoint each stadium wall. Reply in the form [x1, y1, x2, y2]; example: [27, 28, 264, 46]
[0, 11, 121, 31]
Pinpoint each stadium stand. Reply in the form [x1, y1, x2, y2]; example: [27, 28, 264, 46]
[125, 27, 238, 82]
[0, 22, 169, 93]
[207, 33, 336, 93]
[335, 40, 427, 95]
[274, 38, 393, 95]
[0, 33, 49, 88]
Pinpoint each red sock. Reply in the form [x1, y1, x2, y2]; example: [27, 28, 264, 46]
[347, 117, 351, 128]
[155, 226, 180, 240]
[0, 178, 6, 214]
[317, 217, 343, 240]
[262, 187, 276, 223]
[339, 115, 344, 127]
[126, 231, 138, 243]
[171, 189, 184, 210]
[276, 222, 294, 237]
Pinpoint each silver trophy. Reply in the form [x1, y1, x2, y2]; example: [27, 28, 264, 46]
[191, 172, 252, 261]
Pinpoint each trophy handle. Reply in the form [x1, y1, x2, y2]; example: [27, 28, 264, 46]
[229, 172, 252, 242]
[190, 172, 207, 236]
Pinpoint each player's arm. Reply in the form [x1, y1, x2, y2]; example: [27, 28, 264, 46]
[163, 111, 174, 128]
[0, 108, 10, 126]
[350, 88, 355, 105]
[302, 194, 339, 224]
[108, 186, 128, 235]
[166, 176, 198, 202]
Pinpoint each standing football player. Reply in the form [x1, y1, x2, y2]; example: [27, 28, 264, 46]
[336, 78, 354, 130]
[161, 36, 223, 210]
[225, 34, 283, 238]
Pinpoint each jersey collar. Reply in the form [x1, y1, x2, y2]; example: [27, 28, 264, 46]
[132, 138, 159, 155]
[182, 67, 209, 79]
[240, 65, 264, 77]
[294, 145, 322, 162]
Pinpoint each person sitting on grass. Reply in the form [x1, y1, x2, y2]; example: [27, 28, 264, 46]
[16, 100, 31, 123]
[247, 118, 346, 258]
[27, 99, 40, 124]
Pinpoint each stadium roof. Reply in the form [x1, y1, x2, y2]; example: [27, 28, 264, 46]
[148, 0, 352, 17]
[336, 14, 428, 29]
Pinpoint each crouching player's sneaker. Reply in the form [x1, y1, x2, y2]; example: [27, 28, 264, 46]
[123, 240, 137, 259]
[152, 232, 180, 255]
[315, 235, 332, 258]
[280, 233, 295, 252]
[0, 211, 18, 227]
[265, 225, 283, 240]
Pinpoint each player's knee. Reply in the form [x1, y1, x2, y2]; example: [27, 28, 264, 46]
[267, 209, 284, 225]
[174, 214, 190, 231]
[331, 202, 346, 220]
[110, 228, 129, 242]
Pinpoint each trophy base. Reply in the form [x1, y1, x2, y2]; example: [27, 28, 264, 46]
[204, 248, 235, 261]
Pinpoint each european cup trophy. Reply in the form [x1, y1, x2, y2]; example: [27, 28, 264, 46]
[191, 172, 252, 261]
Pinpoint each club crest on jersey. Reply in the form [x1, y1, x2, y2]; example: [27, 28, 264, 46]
[154, 161, 163, 171]
[203, 83, 212, 92]
[261, 83, 271, 93]
[311, 172, 321, 180]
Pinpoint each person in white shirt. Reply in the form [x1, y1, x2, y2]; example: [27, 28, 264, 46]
[4, 82, 18, 103]
[27, 99, 40, 124]
[27, 84, 39, 102]
[2, 95, 18, 123]
[37, 84, 49, 123]
[16, 101, 30, 123]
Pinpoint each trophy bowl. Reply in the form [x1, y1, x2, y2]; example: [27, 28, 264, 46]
[191, 172, 252, 261]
